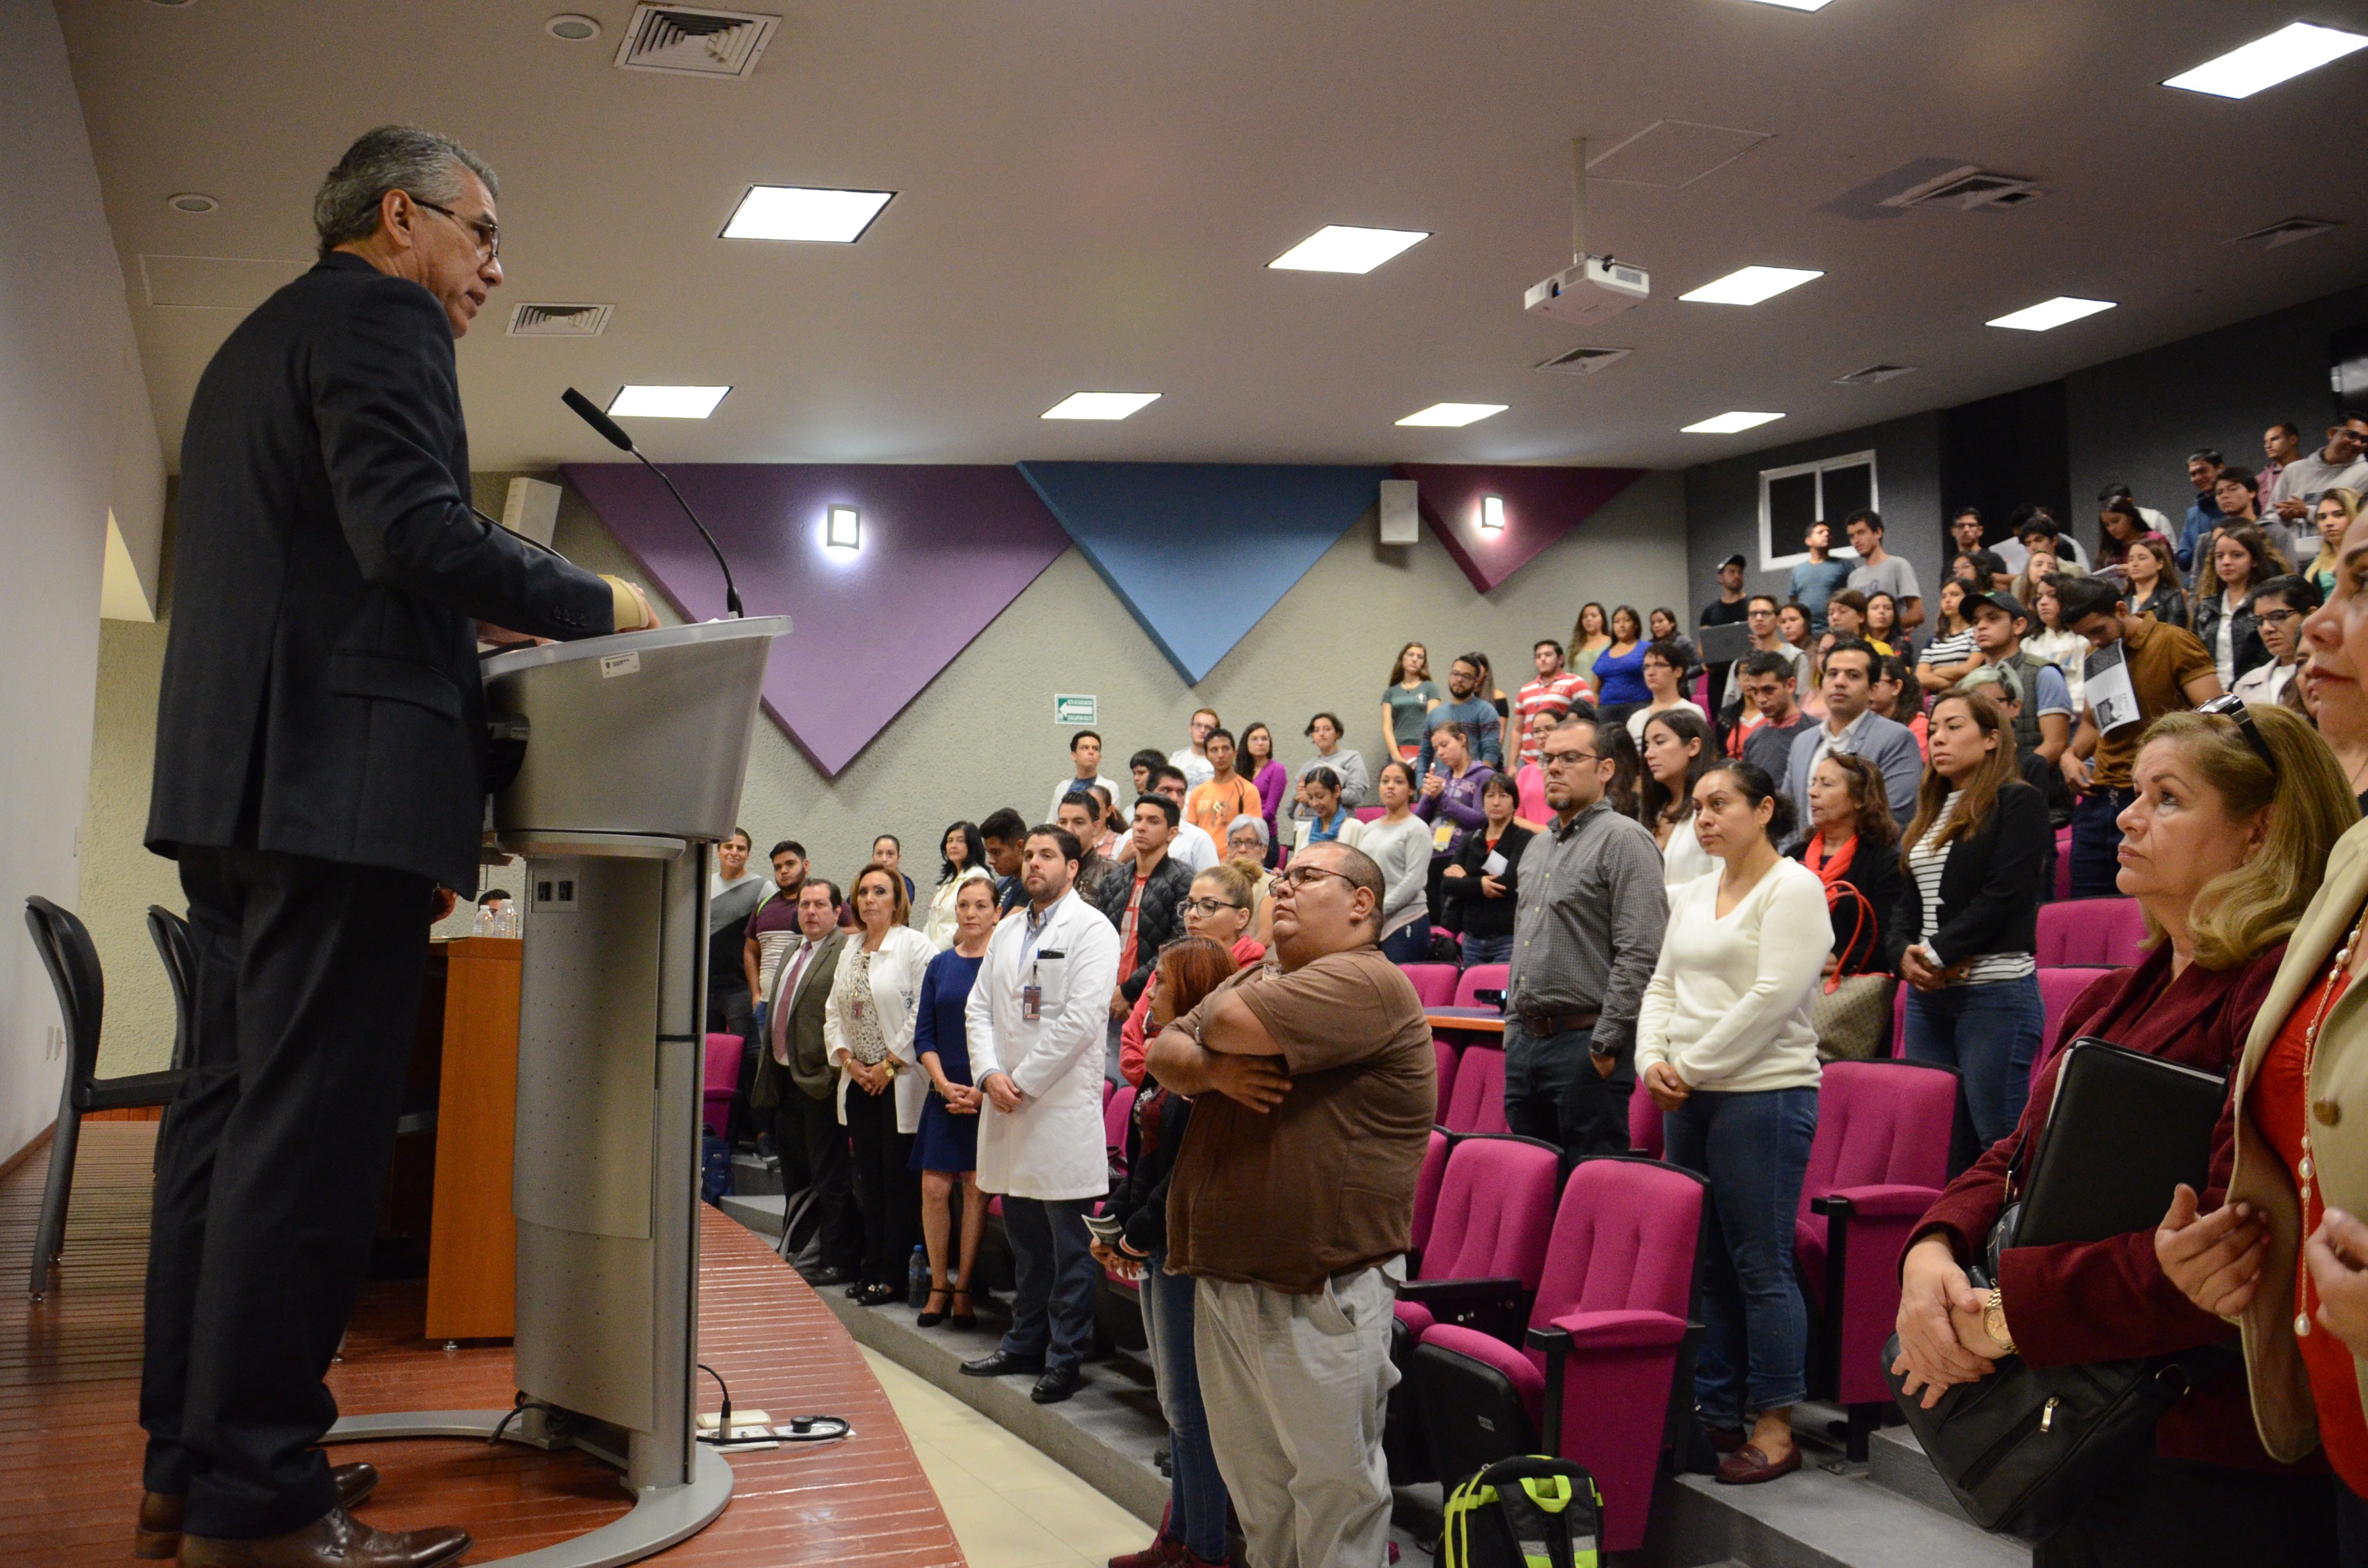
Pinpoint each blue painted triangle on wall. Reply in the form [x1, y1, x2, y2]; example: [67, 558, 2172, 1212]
[1019, 462, 1392, 683]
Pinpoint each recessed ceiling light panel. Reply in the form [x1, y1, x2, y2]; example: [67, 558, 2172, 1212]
[1682, 411, 1785, 434]
[1744, 0, 1833, 10]
[1986, 296, 2115, 332]
[1042, 391, 1160, 420]
[723, 185, 895, 243]
[1268, 225, 1430, 274]
[1679, 265, 1824, 306]
[1396, 402, 1507, 428]
[608, 384, 730, 418]
[2163, 22, 2368, 99]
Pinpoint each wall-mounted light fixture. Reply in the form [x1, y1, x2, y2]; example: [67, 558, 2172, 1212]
[826, 504, 861, 552]
[1481, 494, 1506, 533]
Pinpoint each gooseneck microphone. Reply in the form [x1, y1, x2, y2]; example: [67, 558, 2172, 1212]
[562, 386, 743, 619]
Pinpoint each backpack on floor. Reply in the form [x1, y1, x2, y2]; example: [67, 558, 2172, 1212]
[700, 1129, 734, 1206]
[1440, 1456, 1603, 1568]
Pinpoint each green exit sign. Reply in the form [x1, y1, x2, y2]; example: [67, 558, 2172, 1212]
[1054, 694, 1098, 725]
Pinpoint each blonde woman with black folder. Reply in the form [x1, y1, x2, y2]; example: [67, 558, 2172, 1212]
[2161, 510, 2368, 1566]
[1896, 698, 2354, 1567]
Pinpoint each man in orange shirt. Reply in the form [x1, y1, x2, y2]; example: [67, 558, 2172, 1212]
[1186, 728, 1262, 847]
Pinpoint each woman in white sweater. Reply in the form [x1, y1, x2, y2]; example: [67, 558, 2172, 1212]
[1636, 759, 1832, 1487]
[1360, 760, 1435, 963]
[826, 862, 938, 1305]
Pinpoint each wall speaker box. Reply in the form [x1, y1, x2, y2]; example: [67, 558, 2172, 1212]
[504, 477, 564, 546]
[1378, 479, 1420, 544]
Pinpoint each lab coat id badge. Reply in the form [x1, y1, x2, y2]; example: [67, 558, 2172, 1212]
[1024, 951, 1067, 1022]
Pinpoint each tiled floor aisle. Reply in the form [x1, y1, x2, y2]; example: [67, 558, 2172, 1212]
[861, 1348, 1153, 1568]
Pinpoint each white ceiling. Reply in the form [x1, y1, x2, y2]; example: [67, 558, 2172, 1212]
[56, 0, 2368, 474]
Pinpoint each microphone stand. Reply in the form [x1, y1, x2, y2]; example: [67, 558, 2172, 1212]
[561, 387, 743, 619]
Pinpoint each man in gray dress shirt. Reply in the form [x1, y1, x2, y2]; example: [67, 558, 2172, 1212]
[1503, 712, 1669, 1159]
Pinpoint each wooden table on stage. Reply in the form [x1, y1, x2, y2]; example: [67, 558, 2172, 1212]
[1426, 1006, 1505, 1035]
[419, 936, 522, 1341]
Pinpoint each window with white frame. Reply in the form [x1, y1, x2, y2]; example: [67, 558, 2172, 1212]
[1757, 450, 1879, 571]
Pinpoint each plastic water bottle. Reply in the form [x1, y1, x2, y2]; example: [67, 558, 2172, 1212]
[907, 1245, 930, 1309]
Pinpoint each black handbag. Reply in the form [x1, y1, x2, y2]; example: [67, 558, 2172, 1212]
[1880, 1126, 2234, 1537]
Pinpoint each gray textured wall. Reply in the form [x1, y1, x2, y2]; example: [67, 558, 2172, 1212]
[78, 467, 1688, 1073]
[1682, 412, 1946, 620]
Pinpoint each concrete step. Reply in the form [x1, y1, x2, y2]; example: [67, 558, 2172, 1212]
[1656, 1462, 2028, 1568]
[730, 1150, 784, 1196]
[716, 1190, 782, 1239]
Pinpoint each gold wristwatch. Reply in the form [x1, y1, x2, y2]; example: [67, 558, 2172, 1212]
[1984, 1287, 2016, 1356]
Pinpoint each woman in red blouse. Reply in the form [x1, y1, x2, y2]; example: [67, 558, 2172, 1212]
[1893, 702, 2357, 1566]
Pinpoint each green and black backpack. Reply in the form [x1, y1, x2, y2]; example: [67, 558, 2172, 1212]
[1440, 1456, 1604, 1568]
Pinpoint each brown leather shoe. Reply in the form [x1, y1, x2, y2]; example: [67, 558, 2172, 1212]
[177, 1505, 465, 1568]
[1713, 1440, 1804, 1485]
[137, 1464, 381, 1560]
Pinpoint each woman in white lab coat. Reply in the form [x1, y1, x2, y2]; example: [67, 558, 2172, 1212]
[826, 863, 937, 1305]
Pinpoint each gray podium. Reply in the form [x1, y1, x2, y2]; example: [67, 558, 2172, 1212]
[325, 616, 791, 1568]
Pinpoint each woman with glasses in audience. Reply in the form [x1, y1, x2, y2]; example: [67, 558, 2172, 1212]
[1899, 700, 2355, 1566]
[922, 821, 989, 951]
[1117, 865, 1268, 1086]
[1224, 815, 1276, 943]
[1383, 642, 1444, 764]
[1440, 774, 1533, 968]
[1790, 752, 1902, 983]
[1591, 606, 1650, 731]
[2125, 532, 2191, 629]
[1363, 760, 1435, 962]
[2194, 524, 2290, 692]
[1639, 708, 1718, 886]
[2233, 575, 2321, 709]
[1888, 692, 2051, 1168]
[1637, 760, 1832, 1484]
[1624, 640, 1708, 744]
[825, 863, 937, 1305]
[1568, 601, 1613, 689]
[912, 873, 998, 1330]
[2310, 489, 2361, 601]
[1649, 607, 1699, 681]
[1099, 936, 1243, 1568]
[1290, 767, 1363, 854]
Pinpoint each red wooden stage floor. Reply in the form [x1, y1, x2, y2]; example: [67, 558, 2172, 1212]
[0, 1123, 962, 1567]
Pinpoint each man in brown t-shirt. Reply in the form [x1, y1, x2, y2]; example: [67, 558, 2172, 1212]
[2059, 575, 2221, 898]
[1147, 840, 1433, 1568]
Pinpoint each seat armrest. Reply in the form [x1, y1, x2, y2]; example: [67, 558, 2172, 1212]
[1816, 1184, 1941, 1221]
[1398, 1276, 1527, 1341]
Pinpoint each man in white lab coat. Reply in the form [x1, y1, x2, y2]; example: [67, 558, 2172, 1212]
[959, 825, 1121, 1404]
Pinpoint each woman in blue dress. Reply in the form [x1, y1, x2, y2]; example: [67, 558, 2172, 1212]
[911, 870, 996, 1328]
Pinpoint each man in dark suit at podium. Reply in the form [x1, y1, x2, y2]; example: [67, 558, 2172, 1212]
[138, 126, 654, 1568]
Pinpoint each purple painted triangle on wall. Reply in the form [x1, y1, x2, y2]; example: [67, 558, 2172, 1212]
[1394, 463, 1646, 593]
[563, 464, 1070, 777]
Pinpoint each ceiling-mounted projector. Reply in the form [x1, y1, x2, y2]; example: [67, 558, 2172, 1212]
[1524, 135, 1646, 327]
[1524, 256, 1649, 326]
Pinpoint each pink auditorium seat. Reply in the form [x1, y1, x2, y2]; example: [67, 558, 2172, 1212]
[1354, 806, 1386, 823]
[1629, 1086, 1664, 1160]
[1103, 1083, 1137, 1173]
[2032, 967, 2115, 1088]
[2035, 897, 2150, 968]
[1452, 963, 1511, 1008]
[2053, 827, 2073, 902]
[1410, 1129, 1454, 1259]
[1393, 1134, 1563, 1343]
[1797, 1059, 1959, 1458]
[1442, 1045, 1508, 1134]
[1399, 962, 1460, 1008]
[1411, 1157, 1706, 1555]
[701, 1033, 741, 1141]
[1433, 1038, 1460, 1115]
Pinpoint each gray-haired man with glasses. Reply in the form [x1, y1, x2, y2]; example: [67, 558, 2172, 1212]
[1505, 710, 1669, 1160]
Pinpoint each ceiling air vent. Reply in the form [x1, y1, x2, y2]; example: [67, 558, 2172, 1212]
[613, 4, 778, 79]
[1535, 346, 1632, 375]
[2230, 216, 2340, 250]
[1880, 165, 2043, 213]
[507, 302, 613, 338]
[1834, 363, 1916, 386]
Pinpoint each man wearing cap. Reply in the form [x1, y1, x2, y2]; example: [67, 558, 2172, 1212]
[1698, 553, 1752, 735]
[1958, 592, 2073, 769]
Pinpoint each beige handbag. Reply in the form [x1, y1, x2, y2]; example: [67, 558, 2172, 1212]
[1813, 881, 1897, 1060]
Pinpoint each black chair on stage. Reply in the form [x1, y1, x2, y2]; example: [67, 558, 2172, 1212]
[24, 895, 185, 1301]
[145, 904, 199, 1074]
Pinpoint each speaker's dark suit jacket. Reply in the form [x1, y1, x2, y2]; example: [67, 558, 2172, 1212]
[148, 254, 616, 891]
